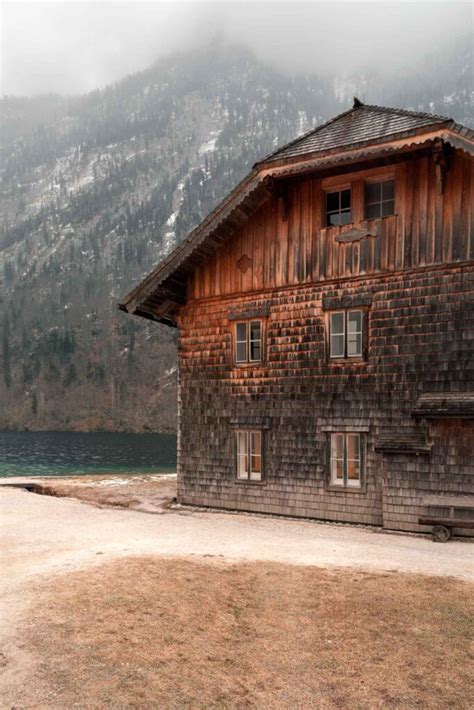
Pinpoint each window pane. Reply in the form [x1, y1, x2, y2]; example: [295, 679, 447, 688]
[250, 342, 261, 361]
[237, 432, 248, 479]
[330, 334, 344, 357]
[330, 312, 344, 335]
[348, 311, 362, 356]
[365, 182, 381, 204]
[382, 180, 395, 200]
[250, 432, 262, 480]
[249, 321, 261, 362]
[347, 434, 361, 485]
[331, 434, 345, 484]
[382, 200, 395, 217]
[330, 312, 345, 358]
[340, 189, 351, 210]
[236, 323, 247, 362]
[326, 191, 339, 213]
[236, 322, 247, 341]
[332, 434, 344, 460]
[328, 212, 341, 227]
[347, 433, 360, 460]
[366, 203, 381, 220]
[250, 321, 261, 341]
[236, 341, 247, 362]
[348, 311, 362, 334]
[347, 458, 361, 484]
[251, 431, 261, 457]
[347, 333, 362, 357]
[339, 210, 352, 225]
[250, 458, 261, 480]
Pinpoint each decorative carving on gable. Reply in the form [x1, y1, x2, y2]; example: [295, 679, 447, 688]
[335, 227, 377, 243]
[236, 254, 253, 273]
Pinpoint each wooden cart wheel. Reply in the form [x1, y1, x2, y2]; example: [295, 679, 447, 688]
[432, 525, 451, 543]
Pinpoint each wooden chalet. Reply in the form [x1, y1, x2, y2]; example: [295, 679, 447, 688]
[120, 100, 474, 539]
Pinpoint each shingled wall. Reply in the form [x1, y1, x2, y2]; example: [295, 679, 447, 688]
[176, 263, 474, 533]
[382, 420, 474, 535]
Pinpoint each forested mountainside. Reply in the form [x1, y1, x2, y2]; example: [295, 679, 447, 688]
[0, 41, 472, 432]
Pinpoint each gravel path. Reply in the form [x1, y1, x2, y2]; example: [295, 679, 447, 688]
[2, 486, 473, 586]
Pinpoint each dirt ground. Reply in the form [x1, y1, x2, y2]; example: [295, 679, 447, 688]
[3, 556, 473, 709]
[4, 473, 177, 513]
[1, 482, 473, 708]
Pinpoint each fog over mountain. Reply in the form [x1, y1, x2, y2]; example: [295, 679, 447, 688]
[0, 7, 473, 432]
[2, 1, 472, 96]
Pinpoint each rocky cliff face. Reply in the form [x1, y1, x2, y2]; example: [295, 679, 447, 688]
[0, 42, 472, 432]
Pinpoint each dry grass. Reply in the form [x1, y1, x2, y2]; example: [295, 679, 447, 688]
[9, 557, 473, 709]
[29, 474, 177, 512]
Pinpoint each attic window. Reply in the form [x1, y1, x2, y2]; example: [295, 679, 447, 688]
[326, 189, 351, 227]
[365, 179, 395, 219]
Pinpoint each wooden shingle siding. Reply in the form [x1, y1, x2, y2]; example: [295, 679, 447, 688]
[177, 263, 474, 532]
[189, 153, 473, 300]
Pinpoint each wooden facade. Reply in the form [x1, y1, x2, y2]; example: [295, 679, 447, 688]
[121, 102, 474, 536]
[189, 155, 473, 299]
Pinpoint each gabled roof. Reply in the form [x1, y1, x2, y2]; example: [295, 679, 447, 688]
[119, 100, 474, 325]
[256, 102, 471, 166]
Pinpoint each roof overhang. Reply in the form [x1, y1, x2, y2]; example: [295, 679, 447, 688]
[412, 393, 474, 420]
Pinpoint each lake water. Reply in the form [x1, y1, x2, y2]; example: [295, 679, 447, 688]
[0, 431, 177, 478]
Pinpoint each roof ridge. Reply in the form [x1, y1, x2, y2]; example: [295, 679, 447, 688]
[361, 102, 452, 124]
[258, 102, 454, 166]
[254, 105, 356, 166]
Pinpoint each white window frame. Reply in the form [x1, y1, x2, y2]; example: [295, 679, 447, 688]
[236, 430, 262, 481]
[234, 320, 262, 364]
[330, 433, 362, 488]
[329, 309, 364, 359]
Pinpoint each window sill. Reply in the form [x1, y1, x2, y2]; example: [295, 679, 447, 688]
[328, 357, 367, 365]
[235, 478, 266, 486]
[325, 222, 354, 231]
[233, 361, 265, 368]
[365, 213, 398, 221]
[327, 484, 366, 494]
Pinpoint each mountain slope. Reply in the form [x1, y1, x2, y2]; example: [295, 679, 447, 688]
[0, 42, 472, 432]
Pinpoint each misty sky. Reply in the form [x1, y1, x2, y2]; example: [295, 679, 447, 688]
[1, 1, 472, 97]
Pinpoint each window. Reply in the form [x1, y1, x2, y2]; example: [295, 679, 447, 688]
[326, 188, 351, 227]
[330, 433, 362, 488]
[365, 179, 395, 219]
[329, 310, 364, 359]
[235, 320, 262, 364]
[236, 430, 262, 481]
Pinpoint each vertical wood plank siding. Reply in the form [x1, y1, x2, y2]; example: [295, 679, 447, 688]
[189, 153, 473, 300]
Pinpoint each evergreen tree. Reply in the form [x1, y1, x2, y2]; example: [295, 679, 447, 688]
[2, 317, 11, 388]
